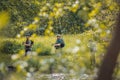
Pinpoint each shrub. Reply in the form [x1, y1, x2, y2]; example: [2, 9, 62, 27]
[33, 43, 51, 56]
[39, 47, 51, 56]
[0, 40, 23, 54]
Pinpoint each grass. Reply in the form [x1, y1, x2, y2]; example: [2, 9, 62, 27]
[0, 53, 11, 63]
[0, 33, 107, 66]
[0, 33, 114, 80]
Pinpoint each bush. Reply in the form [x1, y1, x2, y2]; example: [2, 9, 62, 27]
[33, 43, 51, 56]
[0, 40, 23, 54]
[39, 47, 51, 56]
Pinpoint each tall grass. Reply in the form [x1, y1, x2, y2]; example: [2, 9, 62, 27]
[0, 33, 109, 80]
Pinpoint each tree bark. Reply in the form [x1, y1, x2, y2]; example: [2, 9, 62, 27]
[96, 12, 120, 80]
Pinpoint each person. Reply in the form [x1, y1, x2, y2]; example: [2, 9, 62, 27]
[23, 34, 34, 56]
[88, 40, 96, 67]
[54, 34, 65, 49]
[52, 34, 65, 56]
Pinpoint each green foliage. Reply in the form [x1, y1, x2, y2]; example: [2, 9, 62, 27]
[0, 0, 119, 80]
[0, 0, 118, 37]
[39, 48, 51, 56]
[33, 43, 51, 56]
[0, 33, 117, 79]
[0, 0, 40, 37]
[0, 40, 23, 54]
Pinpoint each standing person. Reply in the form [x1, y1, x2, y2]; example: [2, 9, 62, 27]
[23, 34, 34, 56]
[88, 40, 97, 67]
[54, 34, 65, 54]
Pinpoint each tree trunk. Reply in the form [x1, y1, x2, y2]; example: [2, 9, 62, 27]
[96, 11, 120, 80]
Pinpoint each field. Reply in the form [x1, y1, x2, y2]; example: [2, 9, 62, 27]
[0, 32, 110, 80]
[0, 0, 119, 79]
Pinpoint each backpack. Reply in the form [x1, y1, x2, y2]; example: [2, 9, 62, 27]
[30, 40, 34, 46]
[61, 43, 65, 48]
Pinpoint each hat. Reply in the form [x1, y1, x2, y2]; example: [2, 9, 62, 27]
[56, 34, 61, 37]
[25, 33, 31, 36]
